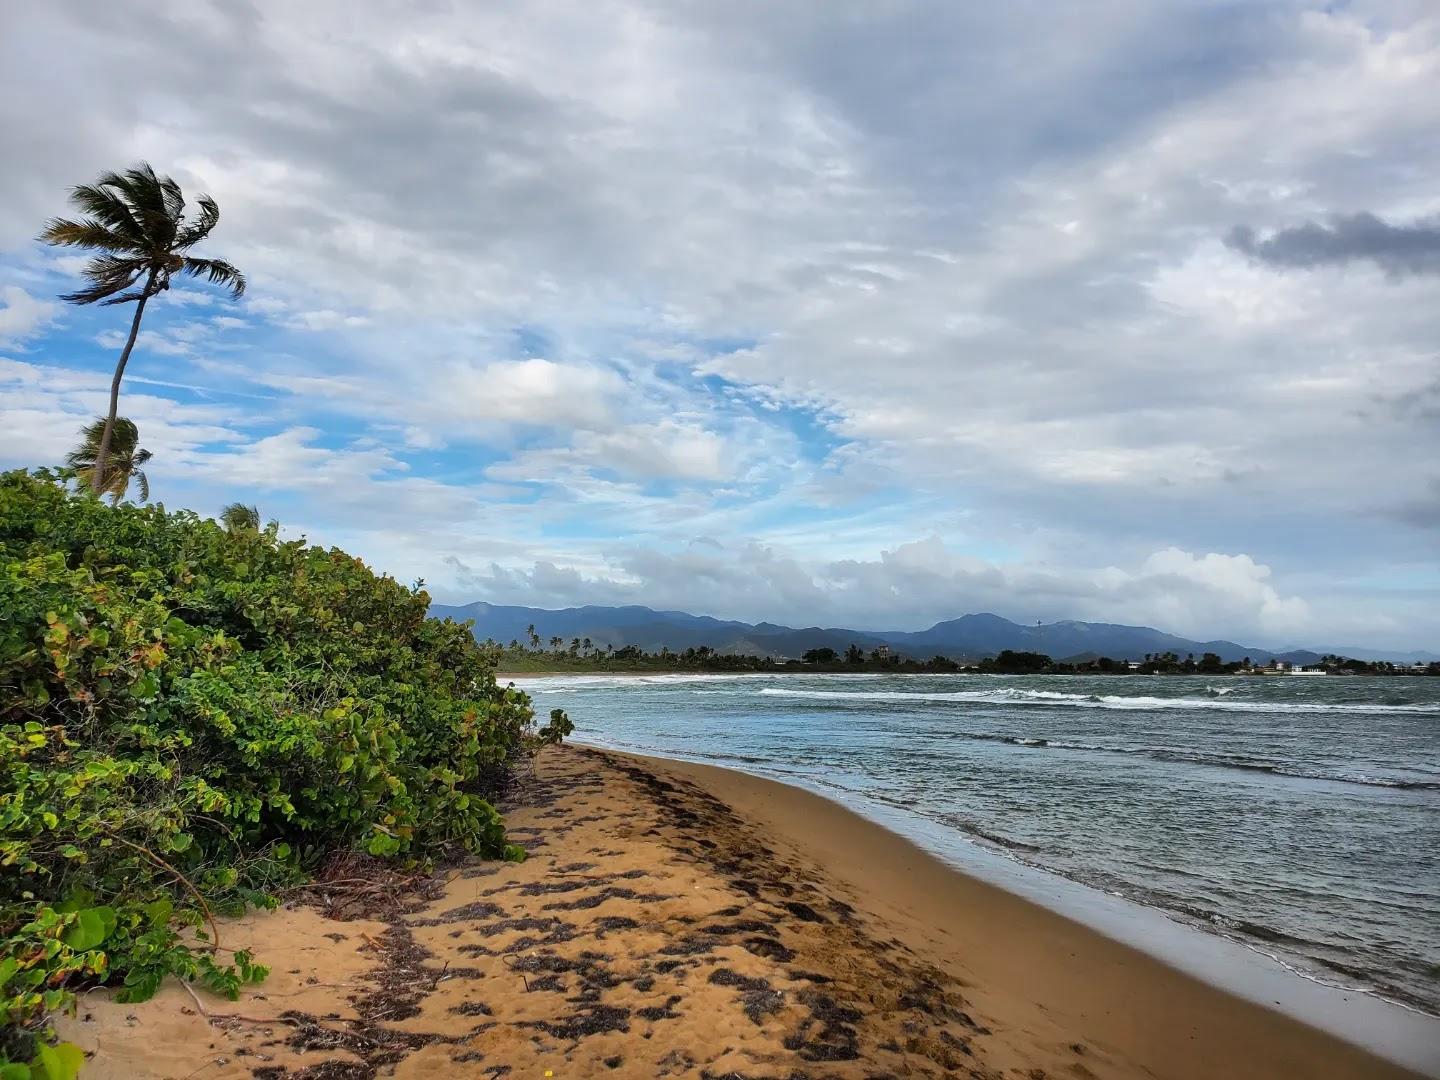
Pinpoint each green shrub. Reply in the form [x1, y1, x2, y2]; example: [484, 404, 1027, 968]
[0, 469, 560, 1069]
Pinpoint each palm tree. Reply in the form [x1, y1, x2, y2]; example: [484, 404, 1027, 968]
[40, 163, 245, 495]
[220, 502, 261, 533]
[66, 417, 151, 505]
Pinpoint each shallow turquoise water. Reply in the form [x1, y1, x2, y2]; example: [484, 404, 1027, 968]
[513, 672, 1440, 1014]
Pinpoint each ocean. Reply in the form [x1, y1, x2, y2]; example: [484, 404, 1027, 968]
[512, 671, 1440, 1016]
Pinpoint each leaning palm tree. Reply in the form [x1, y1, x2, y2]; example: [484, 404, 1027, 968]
[220, 503, 261, 533]
[66, 417, 151, 505]
[40, 163, 245, 495]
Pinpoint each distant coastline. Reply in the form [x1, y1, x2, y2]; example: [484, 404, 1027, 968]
[489, 646, 1437, 679]
[434, 600, 1439, 669]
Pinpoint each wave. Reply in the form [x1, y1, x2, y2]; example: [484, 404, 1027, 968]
[756, 686, 1440, 715]
[512, 672, 892, 692]
[924, 730, 1440, 790]
[952, 820, 1042, 853]
[515, 672, 793, 692]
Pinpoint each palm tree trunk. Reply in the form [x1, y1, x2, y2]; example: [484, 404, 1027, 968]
[92, 274, 155, 494]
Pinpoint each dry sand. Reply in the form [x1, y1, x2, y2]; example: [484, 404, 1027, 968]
[61, 744, 1425, 1079]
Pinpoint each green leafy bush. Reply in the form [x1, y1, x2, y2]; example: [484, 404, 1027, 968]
[0, 469, 559, 1069]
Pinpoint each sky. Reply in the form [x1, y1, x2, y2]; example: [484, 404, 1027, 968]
[1, 1, 1437, 652]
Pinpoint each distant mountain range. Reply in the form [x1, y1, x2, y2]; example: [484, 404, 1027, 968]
[427, 601, 1435, 665]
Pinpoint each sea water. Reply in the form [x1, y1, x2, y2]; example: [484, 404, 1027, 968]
[512, 672, 1440, 1016]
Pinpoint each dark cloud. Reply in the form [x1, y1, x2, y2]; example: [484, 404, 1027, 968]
[1225, 213, 1440, 277]
[1391, 478, 1440, 531]
[1383, 378, 1440, 423]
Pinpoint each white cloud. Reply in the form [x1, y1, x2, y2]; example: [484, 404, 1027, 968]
[0, 357, 244, 470]
[0, 2, 1436, 649]
[488, 419, 746, 484]
[96, 328, 194, 357]
[283, 309, 371, 332]
[0, 286, 55, 344]
[438, 535, 1325, 646]
[1099, 549, 1311, 640]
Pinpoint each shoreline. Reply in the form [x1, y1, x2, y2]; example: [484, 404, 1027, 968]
[517, 670, 1440, 1029]
[584, 737, 1440, 1048]
[611, 744, 1439, 1079]
[61, 743, 1434, 1078]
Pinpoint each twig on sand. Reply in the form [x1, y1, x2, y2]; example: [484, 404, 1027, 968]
[180, 980, 211, 1017]
[284, 878, 400, 891]
[204, 1010, 306, 1028]
[500, 952, 530, 991]
[246, 983, 357, 998]
[182, 980, 304, 1029]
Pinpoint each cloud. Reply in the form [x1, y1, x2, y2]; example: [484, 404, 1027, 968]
[1225, 213, 1440, 277]
[0, 357, 245, 471]
[1, 2, 1438, 650]
[282, 309, 371, 332]
[0, 285, 55, 344]
[439, 536, 1317, 645]
[1104, 548, 1309, 639]
[1392, 477, 1440, 530]
[96, 328, 194, 357]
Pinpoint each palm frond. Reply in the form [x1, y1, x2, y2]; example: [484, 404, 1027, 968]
[61, 281, 125, 305]
[68, 183, 146, 244]
[175, 194, 220, 248]
[68, 417, 149, 503]
[57, 253, 147, 305]
[105, 418, 141, 455]
[220, 502, 261, 532]
[158, 173, 185, 223]
[97, 287, 152, 306]
[38, 217, 137, 253]
[78, 253, 147, 283]
[63, 268, 147, 305]
[181, 257, 246, 298]
[64, 418, 106, 470]
[120, 163, 181, 245]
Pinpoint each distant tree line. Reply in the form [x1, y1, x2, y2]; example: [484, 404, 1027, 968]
[485, 635, 1438, 676]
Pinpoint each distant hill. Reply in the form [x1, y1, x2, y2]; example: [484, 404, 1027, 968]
[425, 601, 1392, 665]
[1306, 645, 1440, 664]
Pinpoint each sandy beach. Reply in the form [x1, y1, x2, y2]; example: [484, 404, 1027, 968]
[60, 744, 1427, 1079]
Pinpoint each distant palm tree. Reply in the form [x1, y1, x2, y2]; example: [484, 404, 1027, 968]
[40, 163, 245, 495]
[220, 502, 261, 533]
[66, 417, 151, 505]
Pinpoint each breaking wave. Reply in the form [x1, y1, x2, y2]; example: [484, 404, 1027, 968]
[756, 686, 1440, 715]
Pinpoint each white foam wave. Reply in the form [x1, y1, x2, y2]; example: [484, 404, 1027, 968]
[508, 671, 878, 692]
[756, 686, 1440, 714]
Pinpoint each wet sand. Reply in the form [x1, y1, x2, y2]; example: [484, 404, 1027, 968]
[61, 744, 1428, 1078]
